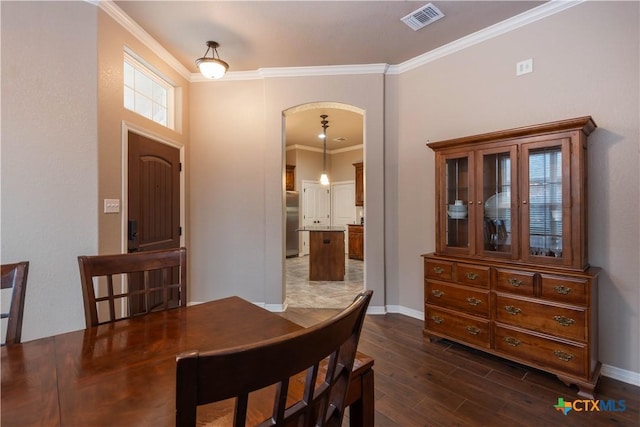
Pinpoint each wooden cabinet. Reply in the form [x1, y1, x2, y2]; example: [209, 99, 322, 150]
[348, 224, 364, 260]
[423, 117, 600, 398]
[285, 165, 295, 191]
[353, 162, 363, 206]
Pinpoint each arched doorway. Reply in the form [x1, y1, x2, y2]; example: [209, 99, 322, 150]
[282, 102, 365, 308]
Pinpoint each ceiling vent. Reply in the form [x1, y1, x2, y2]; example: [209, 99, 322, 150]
[401, 3, 444, 31]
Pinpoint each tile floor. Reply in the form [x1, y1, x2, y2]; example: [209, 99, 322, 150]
[285, 255, 364, 309]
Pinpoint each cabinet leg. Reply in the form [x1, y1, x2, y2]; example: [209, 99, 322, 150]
[556, 362, 601, 400]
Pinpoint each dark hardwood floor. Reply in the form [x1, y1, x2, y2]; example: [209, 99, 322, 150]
[279, 309, 640, 427]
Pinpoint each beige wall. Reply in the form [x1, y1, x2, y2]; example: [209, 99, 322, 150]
[1, 1, 98, 340]
[388, 1, 639, 373]
[97, 9, 191, 258]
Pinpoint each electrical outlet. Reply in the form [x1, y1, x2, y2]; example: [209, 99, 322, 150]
[516, 58, 533, 76]
[104, 199, 120, 214]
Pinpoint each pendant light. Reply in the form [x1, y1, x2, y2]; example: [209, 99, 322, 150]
[195, 41, 229, 79]
[319, 115, 330, 186]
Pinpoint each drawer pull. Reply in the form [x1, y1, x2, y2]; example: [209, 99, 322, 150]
[431, 289, 445, 298]
[466, 326, 481, 336]
[554, 285, 572, 295]
[508, 278, 523, 287]
[433, 267, 445, 274]
[503, 337, 521, 347]
[504, 305, 522, 315]
[431, 316, 444, 325]
[466, 297, 482, 306]
[466, 272, 479, 280]
[553, 315, 576, 327]
[553, 350, 575, 362]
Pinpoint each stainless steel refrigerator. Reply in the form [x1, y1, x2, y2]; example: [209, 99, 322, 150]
[286, 191, 299, 257]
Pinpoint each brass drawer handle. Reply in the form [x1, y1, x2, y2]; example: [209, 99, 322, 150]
[466, 297, 482, 306]
[504, 305, 522, 315]
[554, 285, 572, 295]
[433, 267, 445, 274]
[553, 350, 575, 362]
[553, 315, 576, 327]
[503, 337, 521, 347]
[431, 289, 445, 298]
[466, 272, 479, 280]
[508, 278, 523, 287]
[466, 326, 480, 336]
[431, 315, 444, 324]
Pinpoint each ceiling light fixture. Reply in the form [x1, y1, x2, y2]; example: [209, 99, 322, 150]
[195, 41, 229, 79]
[319, 115, 330, 186]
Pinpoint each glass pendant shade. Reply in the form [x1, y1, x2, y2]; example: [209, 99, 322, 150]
[320, 173, 330, 186]
[195, 41, 229, 79]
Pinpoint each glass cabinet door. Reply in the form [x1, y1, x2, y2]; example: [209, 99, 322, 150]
[439, 152, 475, 255]
[476, 146, 518, 259]
[520, 139, 571, 265]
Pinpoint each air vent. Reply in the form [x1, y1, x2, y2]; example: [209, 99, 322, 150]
[401, 3, 444, 31]
[333, 137, 347, 142]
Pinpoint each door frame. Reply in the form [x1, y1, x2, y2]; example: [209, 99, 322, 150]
[121, 121, 185, 254]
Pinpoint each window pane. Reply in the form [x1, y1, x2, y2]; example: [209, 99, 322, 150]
[135, 93, 152, 119]
[528, 147, 562, 257]
[124, 87, 134, 111]
[153, 104, 167, 125]
[124, 62, 134, 87]
[153, 83, 167, 107]
[134, 70, 153, 98]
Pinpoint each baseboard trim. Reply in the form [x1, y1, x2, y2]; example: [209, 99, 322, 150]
[601, 364, 640, 387]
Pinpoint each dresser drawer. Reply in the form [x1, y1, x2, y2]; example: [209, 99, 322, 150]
[494, 325, 587, 377]
[540, 274, 588, 305]
[425, 306, 490, 348]
[425, 259, 453, 281]
[456, 264, 490, 289]
[425, 280, 489, 318]
[495, 269, 535, 296]
[495, 295, 587, 341]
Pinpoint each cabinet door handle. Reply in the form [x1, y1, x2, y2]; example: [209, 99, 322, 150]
[466, 297, 482, 306]
[508, 278, 523, 287]
[431, 316, 444, 324]
[431, 289, 444, 298]
[504, 305, 522, 315]
[553, 350, 575, 362]
[433, 267, 444, 274]
[466, 326, 481, 336]
[553, 315, 576, 326]
[553, 285, 572, 295]
[503, 337, 521, 347]
[466, 272, 478, 280]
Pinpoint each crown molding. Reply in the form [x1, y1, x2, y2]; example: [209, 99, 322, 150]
[96, 0, 583, 83]
[97, 0, 192, 81]
[286, 144, 363, 155]
[387, 0, 584, 75]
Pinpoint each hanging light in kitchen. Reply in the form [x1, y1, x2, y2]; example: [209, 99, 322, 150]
[319, 115, 329, 185]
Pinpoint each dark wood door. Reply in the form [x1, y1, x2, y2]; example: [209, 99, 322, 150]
[127, 132, 181, 313]
[128, 131, 181, 253]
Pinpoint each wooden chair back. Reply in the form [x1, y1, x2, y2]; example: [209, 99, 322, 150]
[175, 290, 372, 427]
[78, 248, 186, 327]
[1, 261, 29, 345]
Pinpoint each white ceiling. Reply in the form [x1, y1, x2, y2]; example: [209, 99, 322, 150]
[112, 1, 545, 148]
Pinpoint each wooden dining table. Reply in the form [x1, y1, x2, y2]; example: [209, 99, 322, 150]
[1, 296, 374, 426]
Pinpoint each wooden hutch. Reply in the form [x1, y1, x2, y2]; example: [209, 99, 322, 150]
[423, 117, 600, 398]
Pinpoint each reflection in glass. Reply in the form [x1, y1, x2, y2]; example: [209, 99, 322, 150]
[482, 153, 511, 253]
[528, 147, 562, 257]
[445, 157, 468, 248]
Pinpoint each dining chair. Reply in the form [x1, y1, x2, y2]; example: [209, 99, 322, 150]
[78, 247, 187, 327]
[1, 261, 29, 345]
[175, 290, 373, 427]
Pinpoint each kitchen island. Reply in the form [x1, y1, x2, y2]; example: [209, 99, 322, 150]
[298, 226, 345, 281]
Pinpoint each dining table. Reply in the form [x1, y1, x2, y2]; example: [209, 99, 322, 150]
[1, 296, 374, 426]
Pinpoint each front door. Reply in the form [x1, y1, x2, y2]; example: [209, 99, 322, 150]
[127, 131, 181, 253]
[127, 131, 181, 313]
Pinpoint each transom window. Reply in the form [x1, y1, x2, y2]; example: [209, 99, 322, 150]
[124, 52, 175, 129]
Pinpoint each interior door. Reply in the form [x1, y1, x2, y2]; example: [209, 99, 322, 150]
[331, 182, 356, 254]
[301, 181, 331, 255]
[127, 131, 181, 313]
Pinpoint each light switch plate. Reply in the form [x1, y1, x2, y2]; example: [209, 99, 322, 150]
[516, 58, 533, 76]
[104, 199, 120, 214]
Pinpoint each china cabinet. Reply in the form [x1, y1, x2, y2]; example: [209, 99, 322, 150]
[423, 117, 600, 398]
[285, 165, 295, 191]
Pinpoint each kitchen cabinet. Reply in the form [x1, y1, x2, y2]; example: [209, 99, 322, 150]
[348, 224, 364, 260]
[423, 117, 600, 398]
[353, 162, 363, 206]
[285, 165, 295, 191]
